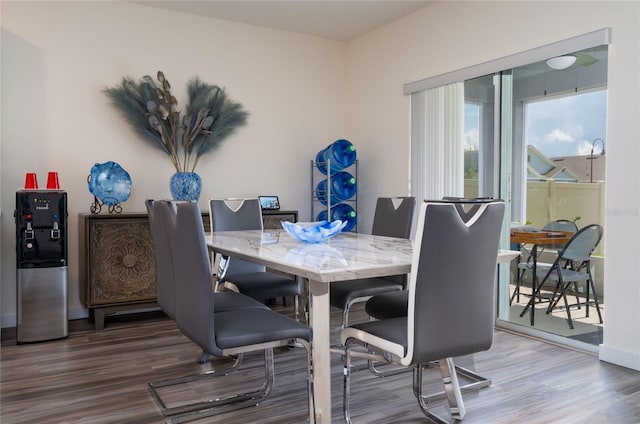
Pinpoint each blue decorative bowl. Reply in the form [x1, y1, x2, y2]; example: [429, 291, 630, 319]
[88, 161, 131, 206]
[281, 220, 347, 243]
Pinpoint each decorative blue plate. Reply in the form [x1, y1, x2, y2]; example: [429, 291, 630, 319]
[88, 161, 131, 206]
[281, 220, 347, 243]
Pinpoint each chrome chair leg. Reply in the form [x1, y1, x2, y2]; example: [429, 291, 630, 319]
[198, 352, 243, 369]
[421, 361, 491, 403]
[413, 358, 467, 423]
[439, 358, 465, 420]
[342, 305, 351, 330]
[413, 365, 448, 424]
[344, 343, 489, 423]
[149, 349, 275, 419]
[367, 358, 412, 377]
[343, 340, 355, 424]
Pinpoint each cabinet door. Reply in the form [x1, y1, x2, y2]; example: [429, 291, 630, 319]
[87, 217, 157, 306]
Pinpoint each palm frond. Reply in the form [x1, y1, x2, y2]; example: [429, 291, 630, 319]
[184, 78, 249, 171]
[103, 78, 171, 155]
[105, 72, 248, 172]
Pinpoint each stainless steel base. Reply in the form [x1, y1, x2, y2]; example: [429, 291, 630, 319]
[17, 266, 68, 343]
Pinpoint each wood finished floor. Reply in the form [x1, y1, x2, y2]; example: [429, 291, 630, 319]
[2, 304, 639, 424]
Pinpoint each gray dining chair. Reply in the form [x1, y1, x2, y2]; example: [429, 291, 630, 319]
[147, 199, 270, 322]
[145, 199, 178, 321]
[532, 223, 603, 329]
[341, 198, 505, 423]
[511, 219, 579, 305]
[209, 198, 303, 317]
[364, 196, 496, 322]
[146, 199, 269, 324]
[329, 196, 415, 329]
[150, 200, 313, 422]
[146, 200, 278, 418]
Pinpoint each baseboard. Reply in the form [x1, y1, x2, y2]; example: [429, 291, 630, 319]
[599, 344, 640, 371]
[1, 307, 88, 329]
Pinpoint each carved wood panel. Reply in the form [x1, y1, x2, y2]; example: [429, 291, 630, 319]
[79, 210, 296, 328]
[86, 216, 157, 306]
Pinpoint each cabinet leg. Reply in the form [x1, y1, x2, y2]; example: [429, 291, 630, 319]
[94, 308, 105, 330]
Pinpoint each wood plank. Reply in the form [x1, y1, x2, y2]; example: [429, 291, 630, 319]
[1, 306, 639, 423]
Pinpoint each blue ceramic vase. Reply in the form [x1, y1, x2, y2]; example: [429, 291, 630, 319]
[170, 172, 202, 201]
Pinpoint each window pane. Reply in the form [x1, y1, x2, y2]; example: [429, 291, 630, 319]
[464, 102, 480, 197]
[525, 90, 607, 158]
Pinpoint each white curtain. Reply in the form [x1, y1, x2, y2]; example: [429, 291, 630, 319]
[410, 82, 465, 202]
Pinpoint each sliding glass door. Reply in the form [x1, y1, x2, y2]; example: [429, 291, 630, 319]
[462, 72, 514, 320]
[414, 49, 608, 351]
[463, 74, 497, 199]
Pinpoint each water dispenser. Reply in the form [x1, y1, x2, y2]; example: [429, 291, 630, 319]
[15, 190, 68, 342]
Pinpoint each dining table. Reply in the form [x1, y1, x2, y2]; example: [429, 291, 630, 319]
[510, 229, 574, 325]
[208, 228, 519, 424]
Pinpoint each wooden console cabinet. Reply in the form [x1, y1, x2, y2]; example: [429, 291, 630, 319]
[79, 210, 297, 329]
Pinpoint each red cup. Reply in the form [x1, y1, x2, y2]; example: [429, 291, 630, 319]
[46, 172, 60, 189]
[24, 173, 38, 189]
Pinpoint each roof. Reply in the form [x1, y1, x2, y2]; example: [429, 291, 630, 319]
[527, 145, 581, 182]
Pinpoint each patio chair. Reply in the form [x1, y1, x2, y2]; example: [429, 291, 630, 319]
[329, 197, 415, 329]
[511, 219, 578, 305]
[341, 198, 505, 423]
[150, 200, 313, 422]
[209, 198, 303, 317]
[533, 224, 603, 329]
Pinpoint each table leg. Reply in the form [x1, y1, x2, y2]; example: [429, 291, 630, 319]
[531, 246, 537, 325]
[308, 279, 331, 424]
[519, 245, 539, 325]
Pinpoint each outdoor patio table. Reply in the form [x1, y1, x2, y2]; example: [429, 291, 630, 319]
[511, 229, 574, 326]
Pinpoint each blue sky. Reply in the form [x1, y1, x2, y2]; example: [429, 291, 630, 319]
[464, 104, 480, 152]
[464, 89, 607, 158]
[524, 90, 607, 158]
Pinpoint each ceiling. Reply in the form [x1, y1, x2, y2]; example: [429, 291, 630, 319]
[130, 1, 433, 41]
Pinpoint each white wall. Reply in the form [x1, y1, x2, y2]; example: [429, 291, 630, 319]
[346, 1, 639, 370]
[2, 0, 639, 372]
[1, 2, 347, 324]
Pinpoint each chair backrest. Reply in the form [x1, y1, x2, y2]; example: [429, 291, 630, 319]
[524, 219, 579, 259]
[371, 197, 416, 285]
[145, 199, 178, 320]
[169, 201, 220, 356]
[371, 197, 416, 239]
[558, 224, 603, 263]
[209, 199, 265, 276]
[442, 197, 493, 223]
[543, 219, 578, 233]
[403, 199, 505, 366]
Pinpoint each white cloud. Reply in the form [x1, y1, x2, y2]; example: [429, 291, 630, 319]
[464, 128, 479, 150]
[545, 128, 574, 143]
[578, 140, 600, 156]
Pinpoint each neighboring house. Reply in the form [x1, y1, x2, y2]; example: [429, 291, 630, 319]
[551, 154, 606, 183]
[527, 145, 582, 182]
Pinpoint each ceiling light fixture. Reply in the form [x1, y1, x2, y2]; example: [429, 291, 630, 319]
[546, 55, 577, 70]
